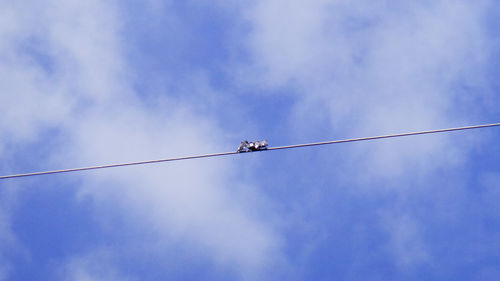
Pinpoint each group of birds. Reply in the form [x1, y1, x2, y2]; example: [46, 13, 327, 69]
[237, 140, 268, 153]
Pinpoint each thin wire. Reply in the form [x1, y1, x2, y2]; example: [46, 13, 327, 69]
[0, 151, 238, 180]
[1, 122, 499, 180]
[268, 122, 500, 151]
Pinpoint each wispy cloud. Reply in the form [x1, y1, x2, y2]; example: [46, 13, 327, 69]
[57, 249, 136, 281]
[0, 0, 283, 279]
[235, 0, 497, 267]
[1, 0, 499, 279]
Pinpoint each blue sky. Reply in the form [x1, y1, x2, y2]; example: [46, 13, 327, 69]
[1, 0, 500, 280]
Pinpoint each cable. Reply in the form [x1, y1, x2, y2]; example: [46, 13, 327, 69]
[268, 122, 500, 151]
[1, 122, 499, 180]
[0, 151, 238, 180]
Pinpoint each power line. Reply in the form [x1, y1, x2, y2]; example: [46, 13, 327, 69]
[268, 122, 500, 151]
[1, 151, 238, 180]
[1, 122, 499, 180]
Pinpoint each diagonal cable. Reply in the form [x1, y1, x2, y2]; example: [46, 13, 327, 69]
[1, 122, 499, 180]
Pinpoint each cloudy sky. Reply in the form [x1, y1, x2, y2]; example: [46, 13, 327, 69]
[1, 0, 499, 280]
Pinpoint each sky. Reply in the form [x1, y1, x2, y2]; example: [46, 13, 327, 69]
[0, 0, 499, 280]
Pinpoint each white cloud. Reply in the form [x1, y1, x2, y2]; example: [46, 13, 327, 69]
[70, 102, 282, 274]
[2, 0, 497, 277]
[242, 1, 490, 128]
[237, 0, 495, 266]
[237, 0, 494, 183]
[0, 187, 25, 281]
[0, 210, 13, 281]
[0, 0, 283, 279]
[380, 212, 429, 267]
[58, 249, 135, 281]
